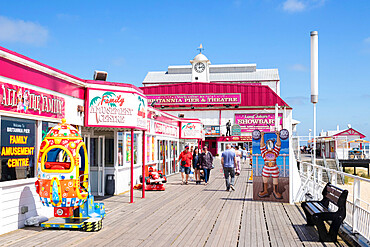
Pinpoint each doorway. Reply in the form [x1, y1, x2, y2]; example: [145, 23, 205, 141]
[84, 135, 105, 196]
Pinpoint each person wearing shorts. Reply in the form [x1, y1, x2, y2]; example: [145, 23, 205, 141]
[177, 145, 193, 185]
[258, 131, 282, 199]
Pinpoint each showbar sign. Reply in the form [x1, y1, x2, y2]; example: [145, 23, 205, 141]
[235, 113, 283, 133]
[0, 82, 65, 119]
[147, 94, 241, 106]
[86, 88, 147, 129]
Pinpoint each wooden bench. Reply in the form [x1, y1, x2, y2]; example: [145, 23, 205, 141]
[301, 183, 348, 242]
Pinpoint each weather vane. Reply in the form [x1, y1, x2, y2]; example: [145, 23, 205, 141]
[197, 44, 204, 54]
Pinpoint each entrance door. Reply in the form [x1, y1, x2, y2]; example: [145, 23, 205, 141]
[86, 135, 105, 196]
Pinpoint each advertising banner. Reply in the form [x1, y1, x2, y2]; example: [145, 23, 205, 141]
[1, 118, 36, 181]
[86, 89, 147, 129]
[235, 113, 283, 133]
[154, 122, 179, 138]
[0, 81, 65, 119]
[217, 136, 252, 142]
[147, 94, 241, 106]
[252, 130, 289, 203]
[181, 122, 203, 139]
[231, 124, 241, 136]
[205, 125, 220, 136]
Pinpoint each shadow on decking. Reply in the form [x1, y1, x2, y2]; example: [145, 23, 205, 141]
[220, 197, 253, 201]
[21, 226, 44, 232]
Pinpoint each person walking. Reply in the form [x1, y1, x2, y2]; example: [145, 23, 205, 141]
[221, 144, 236, 191]
[177, 145, 193, 185]
[192, 147, 201, 185]
[241, 147, 248, 165]
[235, 146, 242, 176]
[199, 146, 214, 185]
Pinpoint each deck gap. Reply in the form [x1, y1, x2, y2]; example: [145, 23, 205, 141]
[262, 202, 272, 247]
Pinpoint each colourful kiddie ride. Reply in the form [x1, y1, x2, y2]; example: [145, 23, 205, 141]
[142, 167, 167, 191]
[35, 119, 105, 231]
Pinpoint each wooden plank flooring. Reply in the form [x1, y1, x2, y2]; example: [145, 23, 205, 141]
[0, 159, 349, 247]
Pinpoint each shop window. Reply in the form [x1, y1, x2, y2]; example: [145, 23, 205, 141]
[42, 121, 57, 140]
[105, 138, 114, 167]
[89, 138, 99, 167]
[124, 133, 139, 165]
[1, 117, 36, 182]
[212, 142, 216, 149]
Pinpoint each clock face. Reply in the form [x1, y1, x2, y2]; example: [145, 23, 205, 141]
[194, 62, 205, 73]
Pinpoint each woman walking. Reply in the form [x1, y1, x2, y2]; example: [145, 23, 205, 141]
[192, 147, 201, 184]
[199, 146, 214, 185]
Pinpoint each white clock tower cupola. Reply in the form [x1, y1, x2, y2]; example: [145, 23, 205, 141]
[190, 44, 211, 82]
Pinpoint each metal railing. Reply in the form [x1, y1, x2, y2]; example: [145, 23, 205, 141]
[335, 151, 345, 184]
[322, 154, 332, 182]
[296, 161, 370, 242]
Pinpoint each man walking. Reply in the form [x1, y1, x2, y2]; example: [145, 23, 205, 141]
[177, 145, 193, 185]
[221, 144, 236, 191]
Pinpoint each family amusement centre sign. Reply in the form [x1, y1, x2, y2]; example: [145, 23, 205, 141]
[235, 113, 283, 133]
[0, 82, 65, 119]
[181, 122, 203, 139]
[147, 94, 241, 106]
[86, 88, 147, 129]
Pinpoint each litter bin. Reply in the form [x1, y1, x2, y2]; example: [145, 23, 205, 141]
[105, 174, 115, 195]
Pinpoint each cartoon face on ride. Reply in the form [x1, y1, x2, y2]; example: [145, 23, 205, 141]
[35, 119, 89, 214]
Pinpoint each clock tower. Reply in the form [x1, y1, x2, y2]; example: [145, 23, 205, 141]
[190, 44, 210, 83]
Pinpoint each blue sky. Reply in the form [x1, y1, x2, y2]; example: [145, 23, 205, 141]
[1, 0, 369, 138]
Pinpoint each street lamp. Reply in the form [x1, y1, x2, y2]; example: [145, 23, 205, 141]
[311, 31, 319, 165]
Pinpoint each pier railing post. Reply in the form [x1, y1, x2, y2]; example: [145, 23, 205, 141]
[353, 178, 360, 233]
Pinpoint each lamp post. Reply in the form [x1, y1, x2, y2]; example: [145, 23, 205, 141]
[311, 31, 318, 165]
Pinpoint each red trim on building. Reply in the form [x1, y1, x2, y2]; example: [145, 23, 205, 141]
[140, 82, 290, 108]
[85, 80, 143, 94]
[333, 128, 366, 139]
[0, 46, 85, 83]
[0, 57, 85, 99]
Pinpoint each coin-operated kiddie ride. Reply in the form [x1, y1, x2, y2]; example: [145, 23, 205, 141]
[141, 167, 167, 191]
[35, 119, 105, 231]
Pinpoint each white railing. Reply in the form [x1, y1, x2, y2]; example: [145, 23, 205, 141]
[296, 161, 370, 242]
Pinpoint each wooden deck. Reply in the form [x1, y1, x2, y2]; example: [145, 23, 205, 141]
[0, 159, 349, 247]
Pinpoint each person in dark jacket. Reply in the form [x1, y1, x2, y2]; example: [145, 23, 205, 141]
[192, 147, 201, 185]
[199, 146, 214, 185]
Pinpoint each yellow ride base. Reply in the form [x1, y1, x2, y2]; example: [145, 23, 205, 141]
[41, 217, 102, 232]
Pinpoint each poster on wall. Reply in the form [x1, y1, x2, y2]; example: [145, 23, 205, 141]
[181, 122, 203, 139]
[151, 136, 155, 161]
[252, 129, 289, 203]
[86, 88, 147, 129]
[126, 133, 131, 163]
[1, 118, 36, 181]
[0, 81, 65, 119]
[147, 136, 150, 162]
[205, 125, 220, 136]
[235, 114, 283, 133]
